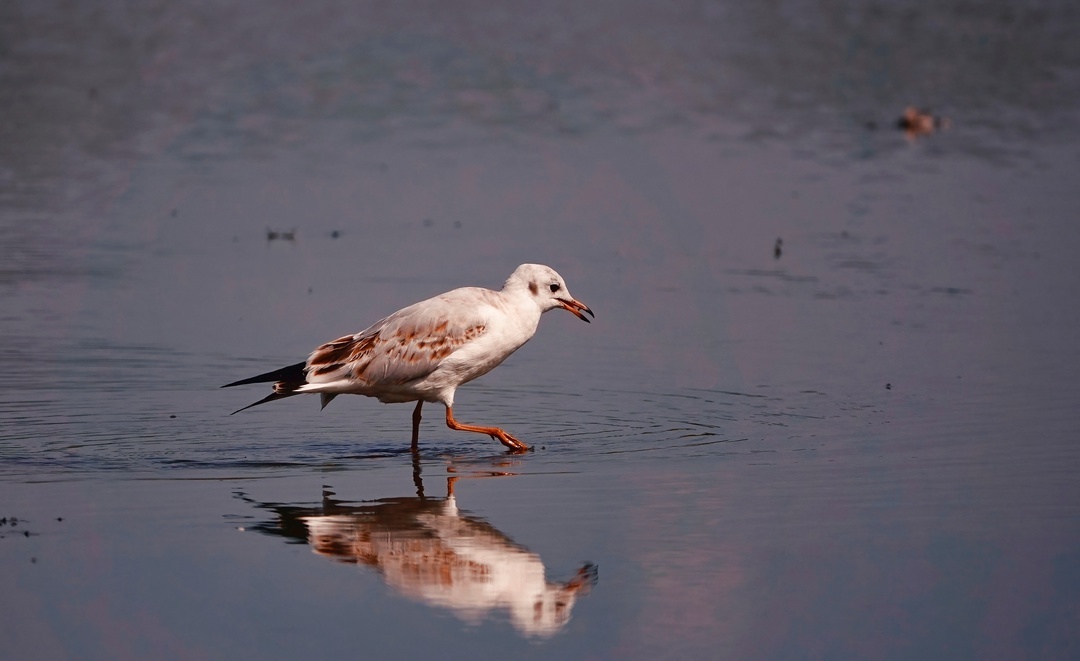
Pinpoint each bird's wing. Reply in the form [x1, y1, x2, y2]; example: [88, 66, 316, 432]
[305, 289, 496, 387]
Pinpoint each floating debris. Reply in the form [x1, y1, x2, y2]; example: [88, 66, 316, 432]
[266, 228, 296, 242]
[897, 106, 950, 139]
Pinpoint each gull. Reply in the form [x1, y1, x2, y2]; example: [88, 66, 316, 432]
[222, 264, 593, 452]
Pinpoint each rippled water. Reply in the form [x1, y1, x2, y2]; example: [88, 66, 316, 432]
[3, 1, 1080, 658]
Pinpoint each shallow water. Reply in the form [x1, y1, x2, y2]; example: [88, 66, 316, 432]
[3, 1, 1080, 658]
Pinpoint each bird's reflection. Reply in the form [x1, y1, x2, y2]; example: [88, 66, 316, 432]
[236, 456, 597, 638]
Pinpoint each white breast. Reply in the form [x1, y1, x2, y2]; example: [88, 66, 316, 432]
[413, 288, 542, 406]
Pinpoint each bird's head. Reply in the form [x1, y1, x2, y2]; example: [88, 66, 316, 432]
[506, 264, 594, 323]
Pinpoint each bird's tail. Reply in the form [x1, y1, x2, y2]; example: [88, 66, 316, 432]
[223, 361, 308, 415]
[222, 361, 307, 388]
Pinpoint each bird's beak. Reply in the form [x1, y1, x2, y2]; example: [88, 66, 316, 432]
[558, 298, 595, 323]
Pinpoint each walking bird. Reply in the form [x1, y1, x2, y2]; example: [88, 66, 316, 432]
[222, 264, 593, 452]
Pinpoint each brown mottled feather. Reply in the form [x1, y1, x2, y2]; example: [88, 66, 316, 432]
[310, 334, 375, 366]
[302, 291, 497, 390]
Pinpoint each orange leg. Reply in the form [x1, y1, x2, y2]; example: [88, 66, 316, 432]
[411, 400, 423, 451]
[445, 406, 529, 452]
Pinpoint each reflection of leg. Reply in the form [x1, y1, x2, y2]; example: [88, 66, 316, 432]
[411, 400, 423, 451]
[444, 406, 529, 452]
[411, 443, 424, 499]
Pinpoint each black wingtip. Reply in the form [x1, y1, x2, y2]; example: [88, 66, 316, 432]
[230, 391, 295, 414]
[222, 361, 307, 388]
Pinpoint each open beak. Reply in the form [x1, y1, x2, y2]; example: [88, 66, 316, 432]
[558, 298, 595, 323]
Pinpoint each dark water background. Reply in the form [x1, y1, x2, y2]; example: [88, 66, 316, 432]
[2, 1, 1079, 658]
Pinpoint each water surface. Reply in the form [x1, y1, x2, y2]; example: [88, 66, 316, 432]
[3, 1, 1079, 658]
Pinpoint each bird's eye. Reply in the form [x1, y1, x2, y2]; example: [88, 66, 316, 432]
[549, 283, 561, 293]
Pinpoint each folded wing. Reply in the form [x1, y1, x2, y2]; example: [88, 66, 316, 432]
[304, 292, 492, 389]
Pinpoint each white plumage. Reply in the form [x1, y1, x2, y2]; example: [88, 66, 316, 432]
[223, 264, 593, 452]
